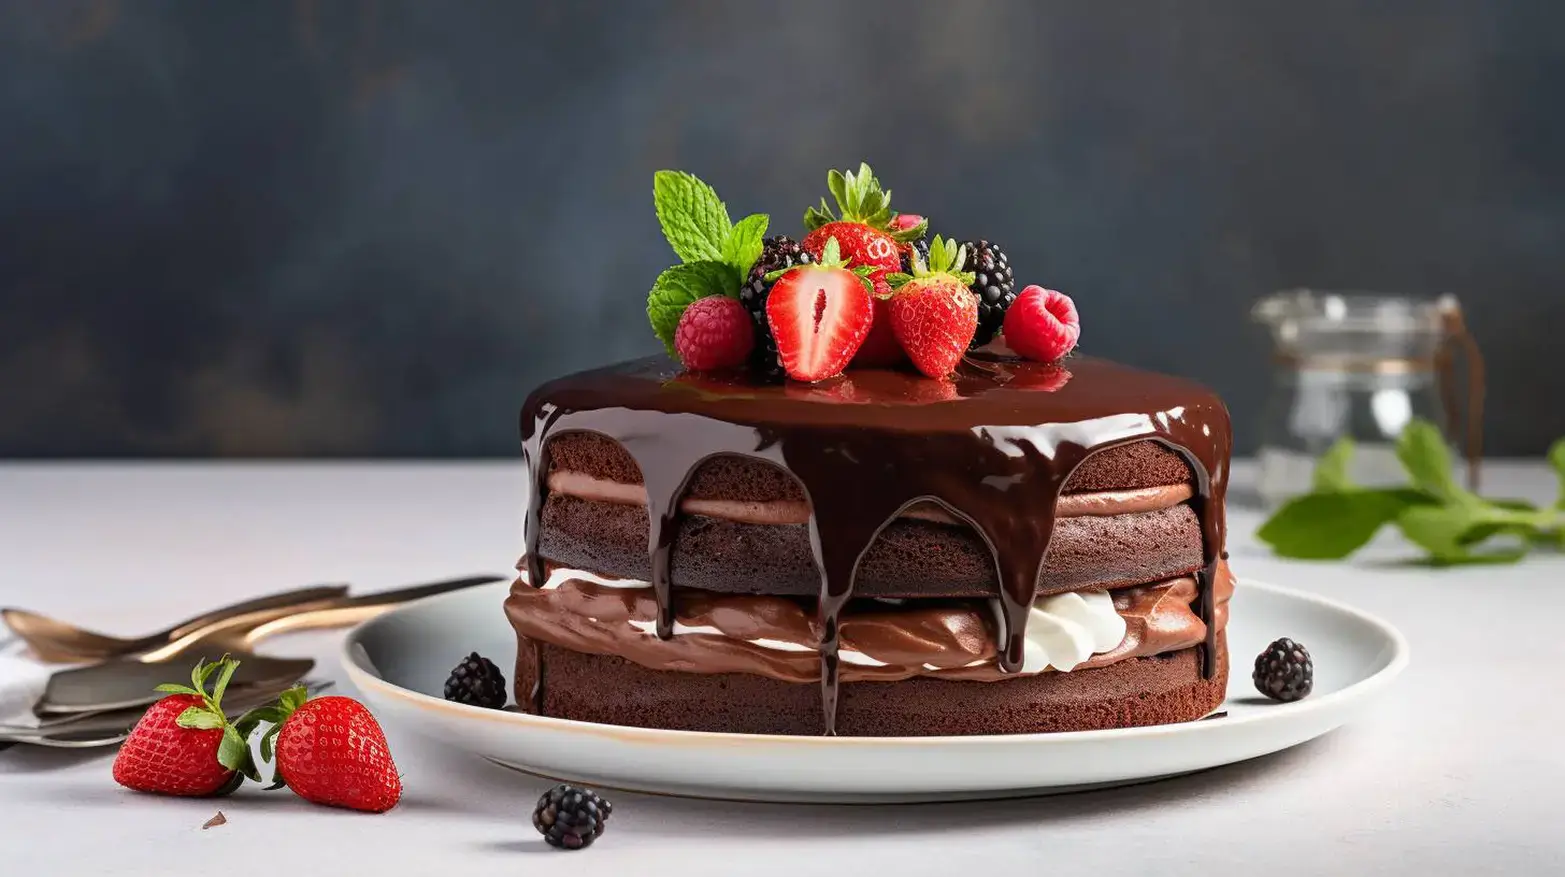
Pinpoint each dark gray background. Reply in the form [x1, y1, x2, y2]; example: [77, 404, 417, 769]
[2, 0, 1561, 457]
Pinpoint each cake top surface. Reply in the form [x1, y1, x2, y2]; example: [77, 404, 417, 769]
[524, 352, 1228, 435]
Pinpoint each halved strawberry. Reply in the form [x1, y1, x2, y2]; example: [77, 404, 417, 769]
[887, 236, 979, 378]
[765, 238, 874, 382]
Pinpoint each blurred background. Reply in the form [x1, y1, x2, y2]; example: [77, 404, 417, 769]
[2, 0, 1562, 458]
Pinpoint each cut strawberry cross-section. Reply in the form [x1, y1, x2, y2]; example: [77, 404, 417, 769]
[765, 238, 874, 382]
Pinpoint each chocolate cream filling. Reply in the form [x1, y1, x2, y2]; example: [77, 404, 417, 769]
[546, 470, 1196, 526]
[505, 561, 1234, 685]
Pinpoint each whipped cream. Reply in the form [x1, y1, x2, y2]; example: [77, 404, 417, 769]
[518, 567, 651, 591]
[1013, 589, 1128, 673]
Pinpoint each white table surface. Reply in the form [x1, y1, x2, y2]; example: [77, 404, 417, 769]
[2, 460, 1561, 875]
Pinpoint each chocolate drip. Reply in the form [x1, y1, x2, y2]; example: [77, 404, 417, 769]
[520, 355, 1231, 734]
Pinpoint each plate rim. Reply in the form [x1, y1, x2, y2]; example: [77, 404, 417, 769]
[341, 577, 1409, 748]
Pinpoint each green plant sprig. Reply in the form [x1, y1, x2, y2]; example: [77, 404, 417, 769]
[1256, 419, 1565, 565]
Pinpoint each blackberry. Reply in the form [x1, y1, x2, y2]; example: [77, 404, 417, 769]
[532, 783, 613, 850]
[738, 235, 812, 380]
[1253, 637, 1314, 702]
[443, 652, 507, 709]
[960, 239, 1015, 348]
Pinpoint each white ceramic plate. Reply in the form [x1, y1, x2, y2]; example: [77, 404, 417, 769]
[343, 580, 1407, 803]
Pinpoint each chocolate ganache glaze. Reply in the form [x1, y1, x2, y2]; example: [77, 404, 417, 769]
[520, 353, 1232, 735]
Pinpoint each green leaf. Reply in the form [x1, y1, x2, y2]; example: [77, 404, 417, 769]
[645, 261, 741, 356]
[176, 706, 226, 730]
[1549, 438, 1565, 509]
[210, 659, 239, 707]
[1394, 502, 1538, 559]
[1311, 438, 1356, 492]
[154, 683, 201, 696]
[1255, 488, 1430, 559]
[820, 237, 842, 265]
[259, 728, 275, 763]
[1396, 419, 1463, 502]
[217, 725, 250, 774]
[653, 171, 731, 263]
[721, 213, 769, 283]
[278, 685, 309, 714]
[883, 272, 913, 289]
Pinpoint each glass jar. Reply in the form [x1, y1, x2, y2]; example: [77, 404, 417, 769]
[1251, 290, 1483, 509]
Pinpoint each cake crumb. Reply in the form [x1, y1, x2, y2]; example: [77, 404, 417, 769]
[202, 811, 227, 830]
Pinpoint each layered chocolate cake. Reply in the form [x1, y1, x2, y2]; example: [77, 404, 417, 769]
[503, 164, 1234, 736]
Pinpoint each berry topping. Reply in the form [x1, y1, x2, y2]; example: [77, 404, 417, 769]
[258, 689, 402, 813]
[1002, 286, 1080, 362]
[1253, 638, 1314, 702]
[444, 652, 508, 710]
[850, 274, 908, 368]
[765, 238, 875, 382]
[887, 236, 979, 378]
[739, 236, 814, 380]
[961, 240, 1016, 348]
[674, 295, 754, 371]
[112, 656, 258, 798]
[889, 213, 927, 234]
[533, 783, 613, 850]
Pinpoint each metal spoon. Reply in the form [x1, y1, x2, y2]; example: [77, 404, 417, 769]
[2, 584, 351, 663]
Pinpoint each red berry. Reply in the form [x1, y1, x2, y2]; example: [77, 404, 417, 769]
[674, 296, 753, 370]
[766, 264, 873, 382]
[849, 271, 907, 368]
[1003, 286, 1080, 362]
[803, 222, 901, 272]
[113, 694, 236, 797]
[271, 694, 401, 813]
[890, 275, 978, 379]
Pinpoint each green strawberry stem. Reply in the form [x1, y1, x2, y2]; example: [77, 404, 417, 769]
[237, 684, 310, 790]
[803, 163, 927, 243]
[154, 655, 261, 783]
[886, 236, 975, 289]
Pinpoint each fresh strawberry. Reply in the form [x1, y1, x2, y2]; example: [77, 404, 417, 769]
[888, 236, 979, 378]
[851, 275, 907, 367]
[801, 165, 925, 369]
[765, 237, 875, 382]
[674, 295, 753, 370]
[889, 213, 927, 235]
[257, 689, 401, 813]
[1003, 285, 1080, 362]
[113, 656, 258, 798]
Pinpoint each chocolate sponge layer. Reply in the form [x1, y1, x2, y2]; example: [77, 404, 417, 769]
[544, 432, 1194, 503]
[536, 494, 1204, 598]
[517, 635, 1228, 736]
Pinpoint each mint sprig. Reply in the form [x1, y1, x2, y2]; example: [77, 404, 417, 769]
[648, 172, 770, 353]
[1257, 419, 1565, 564]
[645, 261, 740, 356]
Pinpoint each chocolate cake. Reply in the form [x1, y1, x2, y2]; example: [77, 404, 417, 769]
[505, 354, 1234, 736]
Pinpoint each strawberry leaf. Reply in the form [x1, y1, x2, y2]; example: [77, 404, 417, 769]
[155, 683, 202, 696]
[217, 726, 251, 774]
[884, 272, 913, 290]
[210, 659, 238, 706]
[176, 707, 226, 730]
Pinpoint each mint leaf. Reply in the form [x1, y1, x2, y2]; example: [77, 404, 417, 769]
[1549, 438, 1565, 509]
[1396, 419, 1463, 502]
[1394, 502, 1546, 559]
[1311, 438, 1356, 492]
[722, 213, 768, 282]
[176, 707, 225, 730]
[1255, 488, 1428, 559]
[645, 261, 739, 355]
[653, 171, 731, 264]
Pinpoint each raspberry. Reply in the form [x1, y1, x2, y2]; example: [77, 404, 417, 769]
[674, 296, 754, 370]
[1002, 286, 1079, 362]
